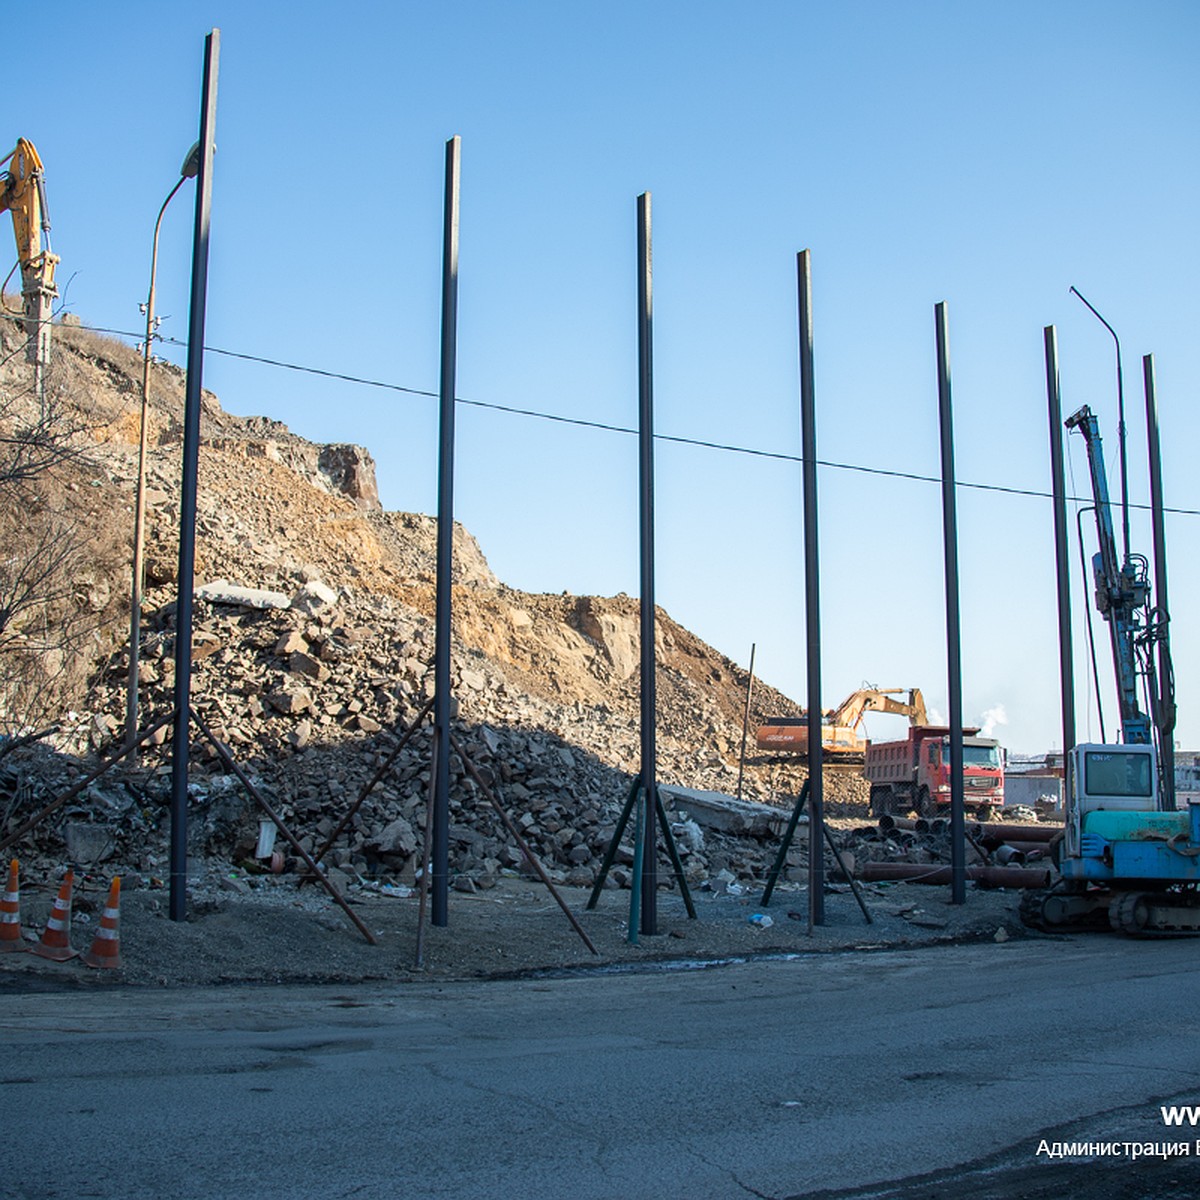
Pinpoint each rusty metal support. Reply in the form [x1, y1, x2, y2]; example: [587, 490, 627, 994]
[0, 714, 174, 855]
[451, 732, 598, 956]
[761, 781, 872, 924]
[859, 862, 1052, 888]
[310, 693, 435, 869]
[735, 643, 756, 801]
[189, 707, 377, 946]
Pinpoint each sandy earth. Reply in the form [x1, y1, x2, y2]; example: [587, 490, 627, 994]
[0, 867, 1029, 993]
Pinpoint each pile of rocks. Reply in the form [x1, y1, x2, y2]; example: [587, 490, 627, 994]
[4, 577, 835, 895]
[0, 320, 872, 898]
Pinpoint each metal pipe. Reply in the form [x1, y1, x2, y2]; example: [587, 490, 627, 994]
[1044, 325, 1077, 776]
[970, 821, 1062, 843]
[991, 845, 1026, 866]
[877, 814, 920, 833]
[934, 301, 965, 905]
[735, 643, 756, 801]
[982, 839, 1047, 858]
[169, 29, 219, 924]
[797, 249, 824, 928]
[432, 136, 461, 928]
[636, 192, 658, 935]
[1143, 354, 1176, 810]
[859, 862, 1052, 888]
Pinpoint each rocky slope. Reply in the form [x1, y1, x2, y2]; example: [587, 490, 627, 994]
[0, 314, 869, 894]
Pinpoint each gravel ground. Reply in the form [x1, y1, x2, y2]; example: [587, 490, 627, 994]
[0, 866, 1030, 992]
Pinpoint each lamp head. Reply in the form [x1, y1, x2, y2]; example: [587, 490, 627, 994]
[180, 141, 202, 180]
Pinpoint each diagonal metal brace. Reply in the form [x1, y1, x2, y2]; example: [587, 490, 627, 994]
[189, 706, 377, 946]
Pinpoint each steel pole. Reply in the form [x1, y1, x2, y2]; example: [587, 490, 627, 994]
[934, 302, 965, 905]
[1143, 354, 1176, 809]
[1044, 326, 1076, 786]
[169, 29, 219, 923]
[797, 250, 824, 927]
[636, 192, 658, 935]
[432, 136, 461, 927]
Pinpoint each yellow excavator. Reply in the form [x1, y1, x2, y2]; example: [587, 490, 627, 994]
[1, 138, 58, 397]
[757, 687, 928, 762]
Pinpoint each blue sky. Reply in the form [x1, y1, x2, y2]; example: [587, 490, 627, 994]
[14, 1, 1200, 754]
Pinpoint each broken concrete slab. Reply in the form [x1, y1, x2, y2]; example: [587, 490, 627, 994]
[659, 785, 791, 839]
[195, 580, 291, 610]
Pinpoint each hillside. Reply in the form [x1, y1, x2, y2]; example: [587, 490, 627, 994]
[0, 313, 868, 896]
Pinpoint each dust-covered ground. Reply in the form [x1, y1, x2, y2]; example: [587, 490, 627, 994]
[0, 866, 1030, 993]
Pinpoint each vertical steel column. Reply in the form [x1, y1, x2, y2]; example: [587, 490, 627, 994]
[636, 192, 658, 935]
[1143, 354, 1176, 809]
[169, 29, 219, 924]
[1044, 326, 1076, 788]
[934, 302, 965, 905]
[432, 136, 461, 927]
[797, 250, 824, 927]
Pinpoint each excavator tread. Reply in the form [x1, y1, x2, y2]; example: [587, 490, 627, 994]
[1109, 890, 1200, 937]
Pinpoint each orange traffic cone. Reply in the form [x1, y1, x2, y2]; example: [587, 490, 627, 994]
[82, 877, 123, 970]
[0, 859, 26, 953]
[31, 869, 79, 961]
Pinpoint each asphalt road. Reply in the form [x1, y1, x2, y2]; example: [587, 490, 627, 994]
[3, 937, 1200, 1199]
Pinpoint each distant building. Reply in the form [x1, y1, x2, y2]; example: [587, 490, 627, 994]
[1177, 751, 1200, 805]
[1006, 749, 1200, 809]
[1004, 753, 1064, 810]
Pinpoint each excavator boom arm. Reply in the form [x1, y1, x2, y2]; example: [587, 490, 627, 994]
[1, 137, 58, 390]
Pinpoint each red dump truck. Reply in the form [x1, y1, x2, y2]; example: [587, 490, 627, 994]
[864, 725, 1004, 818]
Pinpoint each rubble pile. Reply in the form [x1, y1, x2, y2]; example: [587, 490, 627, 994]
[0, 319, 875, 896]
[6, 577, 873, 894]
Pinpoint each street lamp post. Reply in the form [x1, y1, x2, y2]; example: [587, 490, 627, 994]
[125, 143, 200, 757]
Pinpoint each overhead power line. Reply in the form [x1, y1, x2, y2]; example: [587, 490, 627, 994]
[75, 321, 1200, 518]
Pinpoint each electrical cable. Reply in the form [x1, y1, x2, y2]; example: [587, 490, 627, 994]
[72, 320, 1200, 518]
